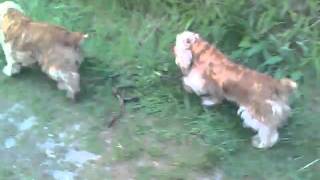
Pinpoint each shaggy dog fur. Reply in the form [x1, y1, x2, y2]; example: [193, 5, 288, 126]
[0, 1, 88, 100]
[173, 31, 297, 149]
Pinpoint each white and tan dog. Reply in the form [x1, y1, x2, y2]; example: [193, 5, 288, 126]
[173, 31, 297, 149]
[0, 1, 88, 100]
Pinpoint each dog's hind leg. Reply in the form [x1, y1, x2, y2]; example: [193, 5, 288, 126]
[237, 106, 279, 149]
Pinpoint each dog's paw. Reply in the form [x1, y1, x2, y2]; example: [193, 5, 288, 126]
[201, 99, 218, 107]
[2, 66, 13, 76]
[251, 135, 267, 149]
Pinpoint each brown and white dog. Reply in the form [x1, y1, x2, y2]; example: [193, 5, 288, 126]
[0, 1, 88, 100]
[173, 31, 298, 149]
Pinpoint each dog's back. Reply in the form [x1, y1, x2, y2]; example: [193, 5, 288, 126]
[2, 9, 85, 52]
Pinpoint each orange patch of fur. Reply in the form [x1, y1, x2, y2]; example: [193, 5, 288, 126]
[174, 32, 297, 148]
[190, 38, 296, 124]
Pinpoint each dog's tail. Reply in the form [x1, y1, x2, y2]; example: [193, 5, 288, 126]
[278, 78, 298, 95]
[63, 32, 89, 47]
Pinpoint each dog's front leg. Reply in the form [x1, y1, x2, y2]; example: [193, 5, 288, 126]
[2, 44, 21, 76]
[252, 126, 279, 149]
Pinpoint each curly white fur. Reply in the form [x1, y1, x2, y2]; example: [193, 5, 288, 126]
[174, 31, 199, 72]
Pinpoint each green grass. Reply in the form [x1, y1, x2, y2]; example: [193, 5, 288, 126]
[0, 0, 319, 179]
